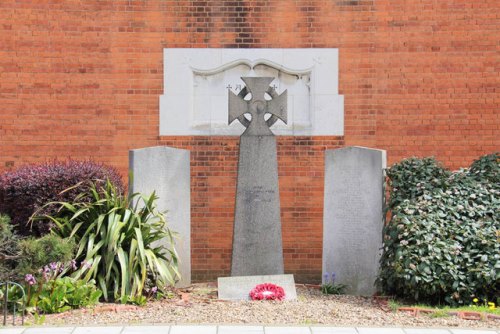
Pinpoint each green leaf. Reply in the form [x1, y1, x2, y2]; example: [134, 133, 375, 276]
[135, 227, 146, 265]
[44, 180, 180, 304]
[117, 247, 129, 300]
[98, 275, 108, 301]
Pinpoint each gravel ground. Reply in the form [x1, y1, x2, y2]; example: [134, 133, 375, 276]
[15, 284, 500, 329]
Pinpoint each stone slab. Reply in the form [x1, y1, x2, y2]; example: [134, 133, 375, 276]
[357, 329, 405, 334]
[121, 326, 171, 333]
[450, 331, 498, 334]
[311, 328, 358, 334]
[170, 326, 217, 334]
[323, 146, 386, 296]
[264, 327, 311, 334]
[404, 329, 452, 334]
[0, 329, 26, 334]
[129, 146, 191, 287]
[219, 326, 264, 334]
[231, 135, 284, 276]
[1, 327, 495, 334]
[218, 274, 296, 301]
[23, 328, 74, 334]
[72, 327, 123, 334]
[160, 48, 344, 136]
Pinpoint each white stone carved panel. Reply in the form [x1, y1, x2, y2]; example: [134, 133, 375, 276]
[160, 49, 344, 136]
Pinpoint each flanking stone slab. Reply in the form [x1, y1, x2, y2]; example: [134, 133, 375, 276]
[129, 146, 191, 288]
[323, 146, 386, 296]
[218, 274, 297, 301]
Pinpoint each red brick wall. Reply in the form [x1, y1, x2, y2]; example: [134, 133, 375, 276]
[1, 1, 499, 282]
[159, 136, 343, 282]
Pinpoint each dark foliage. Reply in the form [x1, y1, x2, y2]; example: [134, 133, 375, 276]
[468, 152, 499, 184]
[0, 160, 124, 236]
[379, 153, 499, 306]
[385, 157, 451, 210]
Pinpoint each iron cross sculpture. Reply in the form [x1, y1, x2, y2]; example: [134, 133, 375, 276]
[228, 77, 287, 135]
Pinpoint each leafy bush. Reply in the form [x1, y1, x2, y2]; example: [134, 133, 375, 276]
[0, 214, 20, 281]
[0, 259, 99, 315]
[0, 160, 124, 236]
[16, 234, 76, 277]
[26, 277, 101, 314]
[468, 153, 500, 183]
[379, 153, 499, 306]
[44, 180, 180, 303]
[385, 157, 451, 210]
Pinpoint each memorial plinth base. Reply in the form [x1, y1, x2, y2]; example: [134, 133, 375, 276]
[218, 274, 297, 301]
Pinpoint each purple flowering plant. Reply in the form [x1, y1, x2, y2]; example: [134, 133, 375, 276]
[25, 274, 37, 286]
[24, 258, 95, 310]
[321, 271, 347, 295]
[36, 259, 89, 283]
[145, 286, 165, 301]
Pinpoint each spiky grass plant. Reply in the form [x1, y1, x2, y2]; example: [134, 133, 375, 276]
[39, 180, 179, 303]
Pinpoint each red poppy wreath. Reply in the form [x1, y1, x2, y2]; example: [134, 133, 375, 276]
[249, 283, 286, 301]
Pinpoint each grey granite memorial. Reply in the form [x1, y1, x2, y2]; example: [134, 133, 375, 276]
[228, 77, 287, 276]
[322, 146, 386, 296]
[129, 146, 191, 288]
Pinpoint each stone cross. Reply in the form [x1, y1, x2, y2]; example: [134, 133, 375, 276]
[228, 76, 287, 276]
[228, 77, 287, 136]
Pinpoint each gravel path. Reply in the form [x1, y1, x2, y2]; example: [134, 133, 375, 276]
[31, 284, 500, 329]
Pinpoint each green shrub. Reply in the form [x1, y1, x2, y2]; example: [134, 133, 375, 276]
[468, 153, 500, 184]
[0, 214, 20, 281]
[385, 157, 451, 210]
[0, 283, 25, 314]
[17, 234, 76, 277]
[43, 180, 180, 303]
[0, 213, 12, 234]
[26, 277, 101, 314]
[378, 153, 499, 306]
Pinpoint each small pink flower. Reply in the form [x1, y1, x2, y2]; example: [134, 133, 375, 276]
[42, 266, 50, 281]
[25, 274, 36, 286]
[49, 262, 58, 271]
[81, 260, 91, 269]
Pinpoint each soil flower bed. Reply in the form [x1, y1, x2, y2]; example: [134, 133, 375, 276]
[4, 284, 497, 329]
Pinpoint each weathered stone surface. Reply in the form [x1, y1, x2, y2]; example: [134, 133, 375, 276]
[229, 77, 286, 276]
[231, 136, 284, 276]
[228, 77, 287, 136]
[322, 146, 386, 296]
[129, 146, 191, 287]
[160, 48, 344, 136]
[218, 274, 297, 301]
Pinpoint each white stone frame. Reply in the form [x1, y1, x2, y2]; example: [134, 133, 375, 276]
[160, 48, 344, 136]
